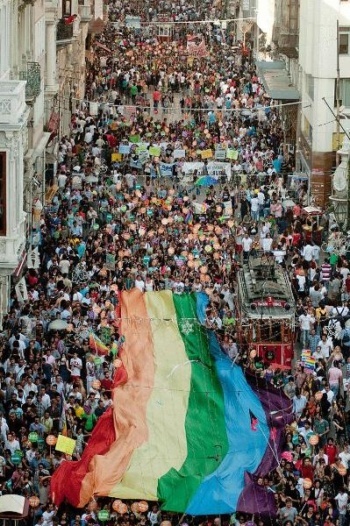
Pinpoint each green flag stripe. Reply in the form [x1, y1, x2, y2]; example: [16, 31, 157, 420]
[157, 293, 229, 512]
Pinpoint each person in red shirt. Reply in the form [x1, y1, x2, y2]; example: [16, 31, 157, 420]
[300, 457, 314, 481]
[324, 438, 338, 465]
[100, 371, 113, 393]
[152, 89, 161, 110]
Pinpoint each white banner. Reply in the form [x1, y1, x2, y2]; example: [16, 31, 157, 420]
[182, 162, 204, 177]
[207, 161, 231, 181]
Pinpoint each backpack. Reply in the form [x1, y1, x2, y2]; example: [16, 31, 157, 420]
[342, 330, 350, 344]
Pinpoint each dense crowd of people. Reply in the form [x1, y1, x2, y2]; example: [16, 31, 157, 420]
[2, 1, 350, 526]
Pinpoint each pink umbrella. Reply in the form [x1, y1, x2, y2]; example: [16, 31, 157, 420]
[281, 451, 293, 462]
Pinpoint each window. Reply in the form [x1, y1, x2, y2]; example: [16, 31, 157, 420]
[339, 27, 350, 54]
[303, 116, 313, 145]
[335, 78, 350, 107]
[0, 153, 6, 235]
[305, 73, 314, 100]
[62, 0, 71, 16]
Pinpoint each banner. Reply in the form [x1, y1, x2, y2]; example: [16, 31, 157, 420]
[129, 158, 143, 170]
[207, 161, 231, 181]
[187, 35, 208, 57]
[159, 163, 175, 177]
[111, 153, 122, 162]
[138, 150, 149, 164]
[125, 15, 141, 28]
[182, 162, 205, 177]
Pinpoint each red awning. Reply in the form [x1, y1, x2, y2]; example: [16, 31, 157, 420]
[47, 112, 60, 133]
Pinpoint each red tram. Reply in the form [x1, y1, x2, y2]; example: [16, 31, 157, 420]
[236, 253, 296, 367]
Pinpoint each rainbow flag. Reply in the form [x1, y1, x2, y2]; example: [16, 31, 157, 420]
[301, 349, 316, 371]
[51, 290, 292, 515]
[89, 332, 109, 356]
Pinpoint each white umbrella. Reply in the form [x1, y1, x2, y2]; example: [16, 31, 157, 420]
[86, 175, 99, 183]
[48, 319, 68, 331]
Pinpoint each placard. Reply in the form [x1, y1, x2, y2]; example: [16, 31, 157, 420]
[55, 435, 76, 455]
[119, 144, 130, 155]
[111, 153, 122, 162]
[227, 149, 238, 160]
[106, 252, 116, 270]
[173, 149, 186, 159]
[129, 134, 141, 144]
[149, 146, 161, 157]
[200, 149, 213, 159]
[215, 148, 227, 160]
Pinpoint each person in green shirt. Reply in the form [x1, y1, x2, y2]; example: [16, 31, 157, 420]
[313, 414, 330, 447]
[130, 83, 138, 104]
[329, 251, 339, 269]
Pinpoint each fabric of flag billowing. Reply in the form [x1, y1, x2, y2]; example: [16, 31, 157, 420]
[51, 290, 293, 515]
[88, 332, 109, 356]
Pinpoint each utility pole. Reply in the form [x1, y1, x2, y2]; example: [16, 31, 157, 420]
[336, 20, 341, 163]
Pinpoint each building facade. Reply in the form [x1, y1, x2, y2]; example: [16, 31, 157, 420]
[297, 0, 350, 206]
[0, 0, 95, 325]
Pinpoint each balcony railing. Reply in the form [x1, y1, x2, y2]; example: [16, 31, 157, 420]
[57, 18, 74, 43]
[19, 62, 41, 102]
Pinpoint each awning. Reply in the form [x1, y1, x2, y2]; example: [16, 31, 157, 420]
[34, 132, 52, 157]
[12, 249, 27, 278]
[47, 112, 60, 133]
[257, 60, 299, 100]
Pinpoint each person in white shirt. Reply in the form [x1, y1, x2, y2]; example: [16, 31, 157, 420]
[4, 433, 20, 454]
[70, 353, 82, 382]
[261, 233, 273, 252]
[0, 414, 9, 443]
[339, 445, 350, 468]
[172, 278, 185, 295]
[313, 449, 329, 466]
[318, 333, 333, 359]
[321, 384, 335, 404]
[334, 489, 348, 519]
[299, 312, 315, 348]
[242, 234, 253, 262]
[302, 243, 314, 262]
[23, 378, 38, 398]
[135, 275, 145, 292]
[39, 387, 52, 410]
[250, 196, 259, 221]
[332, 303, 349, 318]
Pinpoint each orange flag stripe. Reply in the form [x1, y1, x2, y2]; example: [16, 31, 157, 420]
[79, 289, 155, 506]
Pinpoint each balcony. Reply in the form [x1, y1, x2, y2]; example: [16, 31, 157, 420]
[19, 62, 41, 103]
[57, 18, 74, 45]
[78, 2, 92, 22]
